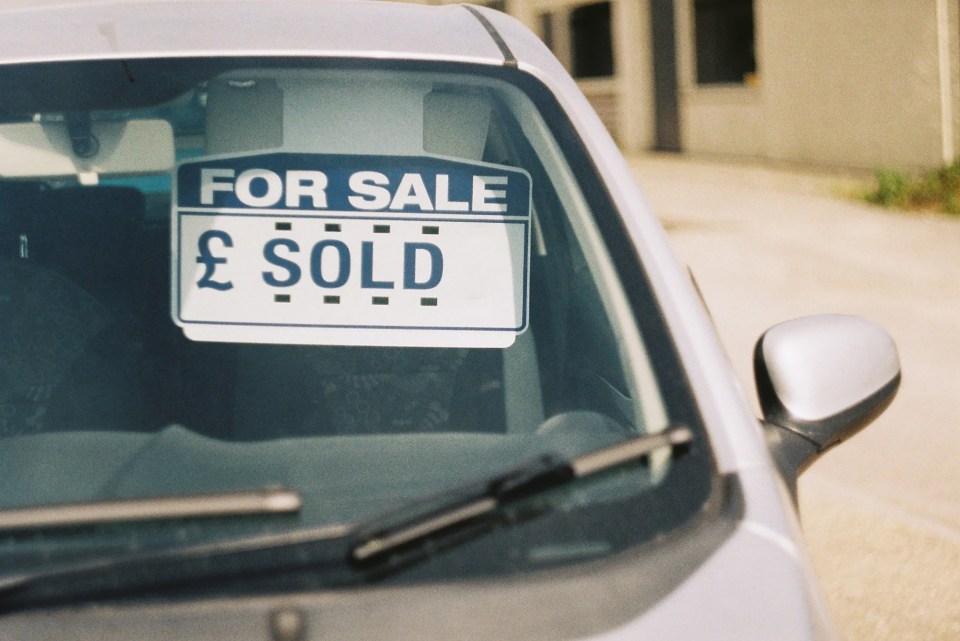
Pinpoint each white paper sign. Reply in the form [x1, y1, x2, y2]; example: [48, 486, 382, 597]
[172, 153, 531, 348]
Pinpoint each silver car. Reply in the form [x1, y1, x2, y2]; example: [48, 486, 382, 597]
[0, 2, 899, 639]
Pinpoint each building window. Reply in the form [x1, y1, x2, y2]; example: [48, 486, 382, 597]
[693, 0, 755, 84]
[570, 2, 614, 79]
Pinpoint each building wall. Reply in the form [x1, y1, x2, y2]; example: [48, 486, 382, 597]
[394, 0, 960, 170]
[675, 0, 960, 169]
[402, 0, 658, 153]
[510, 0, 657, 153]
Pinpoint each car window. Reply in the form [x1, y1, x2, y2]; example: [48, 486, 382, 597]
[0, 58, 712, 592]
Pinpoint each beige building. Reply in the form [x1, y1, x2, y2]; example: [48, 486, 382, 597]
[409, 0, 960, 171]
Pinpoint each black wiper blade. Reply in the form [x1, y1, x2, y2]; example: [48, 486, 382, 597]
[0, 488, 317, 604]
[0, 487, 302, 532]
[0, 522, 352, 605]
[349, 425, 694, 563]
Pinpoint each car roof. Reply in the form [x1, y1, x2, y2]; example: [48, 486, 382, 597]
[0, 0, 529, 67]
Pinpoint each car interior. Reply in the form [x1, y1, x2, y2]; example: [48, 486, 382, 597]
[0, 64, 662, 522]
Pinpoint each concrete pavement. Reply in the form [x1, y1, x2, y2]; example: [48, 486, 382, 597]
[629, 153, 960, 641]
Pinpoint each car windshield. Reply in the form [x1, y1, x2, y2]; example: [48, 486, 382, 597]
[0, 58, 712, 597]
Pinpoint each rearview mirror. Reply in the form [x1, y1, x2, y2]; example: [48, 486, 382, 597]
[0, 119, 174, 181]
[754, 314, 900, 490]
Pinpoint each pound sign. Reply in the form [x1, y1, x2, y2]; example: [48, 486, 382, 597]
[196, 230, 234, 291]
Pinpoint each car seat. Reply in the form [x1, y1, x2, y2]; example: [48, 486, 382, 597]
[0, 183, 147, 436]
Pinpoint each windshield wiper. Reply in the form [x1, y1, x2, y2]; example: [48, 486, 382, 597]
[0, 427, 693, 607]
[349, 425, 693, 563]
[0, 487, 302, 532]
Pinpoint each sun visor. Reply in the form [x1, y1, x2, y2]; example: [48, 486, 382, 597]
[0, 119, 174, 182]
[205, 79, 284, 155]
[204, 72, 492, 162]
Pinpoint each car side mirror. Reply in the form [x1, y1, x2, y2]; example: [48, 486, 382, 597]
[754, 314, 900, 494]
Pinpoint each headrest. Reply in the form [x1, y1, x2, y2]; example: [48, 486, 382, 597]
[18, 186, 146, 283]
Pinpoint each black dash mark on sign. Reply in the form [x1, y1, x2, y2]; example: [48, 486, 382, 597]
[325, 223, 341, 232]
[275, 222, 292, 231]
[372, 297, 390, 306]
[373, 225, 391, 234]
[420, 298, 438, 307]
[324, 296, 340, 304]
[274, 294, 291, 303]
[422, 226, 439, 235]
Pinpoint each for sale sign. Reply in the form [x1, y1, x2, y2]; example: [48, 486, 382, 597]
[172, 153, 531, 348]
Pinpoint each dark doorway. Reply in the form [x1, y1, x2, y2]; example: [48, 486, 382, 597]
[693, 0, 755, 84]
